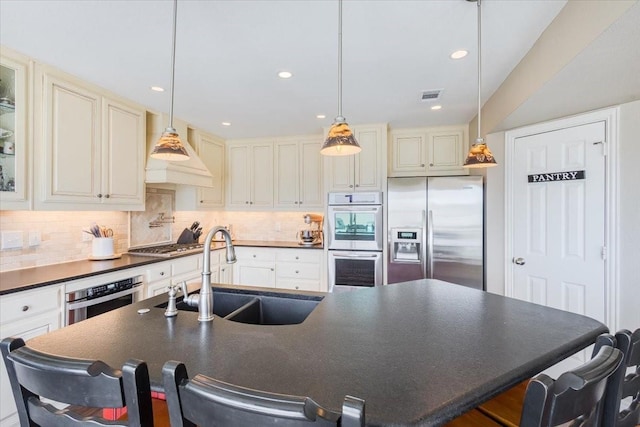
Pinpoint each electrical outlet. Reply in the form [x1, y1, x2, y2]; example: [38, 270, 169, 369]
[1, 231, 23, 250]
[28, 231, 41, 247]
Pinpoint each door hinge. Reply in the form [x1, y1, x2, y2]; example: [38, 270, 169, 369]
[601, 246, 607, 260]
[593, 140, 606, 156]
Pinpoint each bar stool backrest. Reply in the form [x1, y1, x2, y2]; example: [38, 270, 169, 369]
[520, 345, 623, 427]
[602, 328, 640, 427]
[1, 337, 154, 427]
[162, 360, 365, 427]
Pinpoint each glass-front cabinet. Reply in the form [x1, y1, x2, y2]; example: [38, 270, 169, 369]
[0, 47, 30, 210]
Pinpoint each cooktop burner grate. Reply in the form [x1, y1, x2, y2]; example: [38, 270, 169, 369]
[127, 243, 204, 258]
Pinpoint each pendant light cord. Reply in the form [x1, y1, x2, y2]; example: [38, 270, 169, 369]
[476, 0, 482, 143]
[337, 0, 343, 119]
[168, 0, 178, 128]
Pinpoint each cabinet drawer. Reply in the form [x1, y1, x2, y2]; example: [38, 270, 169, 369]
[0, 286, 62, 325]
[236, 247, 276, 262]
[172, 255, 200, 276]
[276, 249, 321, 264]
[277, 279, 321, 292]
[146, 264, 171, 283]
[276, 262, 320, 280]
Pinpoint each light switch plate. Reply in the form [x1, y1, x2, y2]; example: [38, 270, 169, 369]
[1, 231, 23, 250]
[28, 231, 41, 247]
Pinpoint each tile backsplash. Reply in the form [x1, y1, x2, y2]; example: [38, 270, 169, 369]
[0, 209, 322, 272]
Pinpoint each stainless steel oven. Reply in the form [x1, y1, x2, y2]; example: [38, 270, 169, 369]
[328, 251, 383, 292]
[65, 276, 144, 325]
[327, 192, 383, 251]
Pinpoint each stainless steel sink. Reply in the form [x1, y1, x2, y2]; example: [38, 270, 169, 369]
[155, 291, 321, 325]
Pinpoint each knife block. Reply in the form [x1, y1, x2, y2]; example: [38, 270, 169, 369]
[177, 228, 197, 244]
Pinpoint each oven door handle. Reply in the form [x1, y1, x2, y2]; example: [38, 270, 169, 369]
[332, 252, 380, 258]
[330, 207, 380, 212]
[66, 285, 142, 311]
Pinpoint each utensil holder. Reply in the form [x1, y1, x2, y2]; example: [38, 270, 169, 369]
[92, 237, 114, 257]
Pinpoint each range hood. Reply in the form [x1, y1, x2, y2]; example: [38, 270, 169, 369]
[145, 112, 214, 188]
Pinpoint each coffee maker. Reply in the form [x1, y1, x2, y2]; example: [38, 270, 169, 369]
[298, 214, 323, 246]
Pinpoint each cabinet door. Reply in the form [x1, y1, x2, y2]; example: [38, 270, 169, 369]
[0, 310, 61, 426]
[299, 139, 323, 208]
[38, 66, 101, 205]
[390, 132, 427, 176]
[354, 126, 384, 191]
[426, 130, 468, 173]
[197, 133, 225, 208]
[274, 140, 300, 208]
[250, 143, 273, 208]
[227, 144, 250, 208]
[325, 155, 354, 192]
[0, 48, 31, 210]
[102, 97, 145, 207]
[219, 264, 233, 285]
[236, 264, 276, 288]
[146, 279, 171, 298]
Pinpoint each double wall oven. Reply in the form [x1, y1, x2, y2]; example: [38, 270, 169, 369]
[327, 192, 383, 292]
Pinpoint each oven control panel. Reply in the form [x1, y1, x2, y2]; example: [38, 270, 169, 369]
[86, 277, 140, 299]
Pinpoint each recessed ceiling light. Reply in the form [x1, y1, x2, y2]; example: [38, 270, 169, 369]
[221, 122, 231, 126]
[316, 114, 326, 119]
[278, 71, 293, 79]
[450, 50, 468, 59]
[431, 105, 442, 110]
[151, 86, 165, 92]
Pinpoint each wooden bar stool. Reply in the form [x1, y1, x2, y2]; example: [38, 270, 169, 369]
[162, 360, 365, 426]
[1, 336, 161, 427]
[602, 328, 640, 427]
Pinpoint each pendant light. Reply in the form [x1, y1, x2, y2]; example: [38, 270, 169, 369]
[463, 0, 497, 168]
[320, 0, 361, 156]
[150, 0, 189, 161]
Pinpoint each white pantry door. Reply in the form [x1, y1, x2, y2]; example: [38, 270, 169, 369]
[511, 121, 606, 371]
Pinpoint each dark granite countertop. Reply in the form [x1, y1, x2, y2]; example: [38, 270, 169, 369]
[26, 280, 607, 426]
[0, 240, 322, 295]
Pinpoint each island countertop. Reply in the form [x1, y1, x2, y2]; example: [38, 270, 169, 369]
[26, 280, 607, 426]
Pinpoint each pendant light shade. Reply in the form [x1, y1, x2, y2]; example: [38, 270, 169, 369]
[151, 0, 189, 161]
[463, 0, 496, 168]
[321, 0, 361, 156]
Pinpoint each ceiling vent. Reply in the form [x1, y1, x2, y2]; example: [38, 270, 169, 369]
[420, 89, 443, 102]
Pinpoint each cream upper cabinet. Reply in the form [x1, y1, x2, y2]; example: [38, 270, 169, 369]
[0, 47, 31, 210]
[389, 126, 469, 177]
[176, 129, 225, 210]
[226, 140, 273, 209]
[274, 136, 323, 210]
[34, 64, 145, 210]
[325, 123, 387, 192]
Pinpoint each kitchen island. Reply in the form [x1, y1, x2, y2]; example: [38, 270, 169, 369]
[25, 280, 606, 426]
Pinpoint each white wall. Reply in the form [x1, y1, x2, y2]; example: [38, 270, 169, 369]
[617, 100, 640, 330]
[484, 101, 640, 331]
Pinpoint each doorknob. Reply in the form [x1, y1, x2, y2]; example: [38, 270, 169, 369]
[513, 257, 526, 265]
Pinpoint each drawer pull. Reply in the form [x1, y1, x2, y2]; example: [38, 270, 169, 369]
[295, 286, 299, 290]
[295, 256, 299, 260]
[22, 305, 29, 312]
[160, 272, 165, 276]
[295, 270, 299, 274]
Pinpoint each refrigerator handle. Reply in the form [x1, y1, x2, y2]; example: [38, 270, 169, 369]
[427, 210, 434, 279]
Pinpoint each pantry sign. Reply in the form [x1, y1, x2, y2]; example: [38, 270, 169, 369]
[528, 170, 585, 183]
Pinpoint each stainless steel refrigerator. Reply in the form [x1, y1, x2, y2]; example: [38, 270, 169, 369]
[387, 176, 484, 290]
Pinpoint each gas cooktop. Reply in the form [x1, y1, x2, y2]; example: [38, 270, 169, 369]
[127, 243, 204, 258]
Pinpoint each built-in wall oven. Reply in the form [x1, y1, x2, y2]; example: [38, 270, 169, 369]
[65, 275, 144, 325]
[328, 250, 383, 292]
[327, 192, 384, 291]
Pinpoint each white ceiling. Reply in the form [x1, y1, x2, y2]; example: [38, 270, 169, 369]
[1, 0, 636, 140]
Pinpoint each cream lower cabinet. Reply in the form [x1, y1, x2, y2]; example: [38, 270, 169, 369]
[0, 285, 63, 427]
[145, 254, 202, 298]
[34, 64, 145, 210]
[389, 126, 469, 176]
[233, 247, 324, 291]
[274, 137, 323, 210]
[325, 124, 387, 192]
[226, 141, 274, 209]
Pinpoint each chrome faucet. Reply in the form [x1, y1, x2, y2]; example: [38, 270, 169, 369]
[180, 226, 236, 321]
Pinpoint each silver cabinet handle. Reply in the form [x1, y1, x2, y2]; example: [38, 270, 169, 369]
[295, 270, 299, 274]
[294, 201, 298, 204]
[427, 210, 434, 279]
[97, 194, 102, 198]
[513, 257, 526, 265]
[245, 201, 249, 204]
[22, 305, 29, 312]
[104, 194, 110, 199]
[349, 185, 353, 188]
[420, 163, 425, 167]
